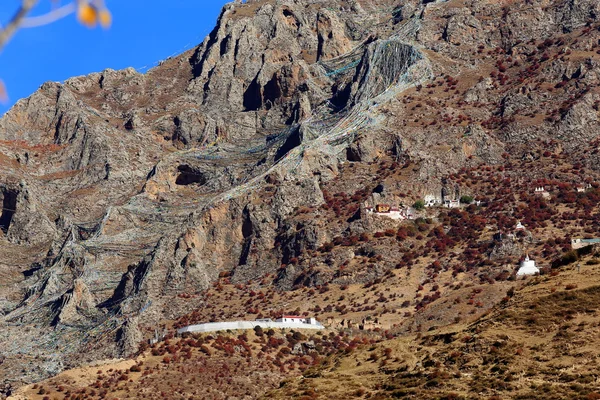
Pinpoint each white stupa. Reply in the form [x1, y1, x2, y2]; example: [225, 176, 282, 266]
[517, 255, 539, 276]
[515, 221, 525, 231]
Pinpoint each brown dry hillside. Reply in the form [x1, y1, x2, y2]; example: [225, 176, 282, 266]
[10, 328, 384, 400]
[265, 253, 600, 400]
[10, 250, 600, 400]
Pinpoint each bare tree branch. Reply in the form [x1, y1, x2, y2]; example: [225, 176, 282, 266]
[0, 0, 111, 103]
[0, 0, 40, 53]
[21, 3, 77, 29]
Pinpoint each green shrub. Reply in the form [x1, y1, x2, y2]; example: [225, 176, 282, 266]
[460, 195, 474, 204]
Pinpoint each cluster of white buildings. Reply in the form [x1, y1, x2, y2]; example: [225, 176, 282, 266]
[534, 183, 592, 197]
[576, 184, 592, 193]
[424, 195, 442, 207]
[423, 195, 480, 209]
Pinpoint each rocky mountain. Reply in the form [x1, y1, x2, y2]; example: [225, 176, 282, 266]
[2, 0, 600, 397]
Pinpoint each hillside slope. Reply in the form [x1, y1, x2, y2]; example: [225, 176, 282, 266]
[266, 255, 600, 400]
[10, 250, 600, 399]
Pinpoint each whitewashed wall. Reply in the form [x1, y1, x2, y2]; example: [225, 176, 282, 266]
[177, 320, 325, 334]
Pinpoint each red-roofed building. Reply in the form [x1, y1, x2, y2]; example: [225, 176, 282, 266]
[375, 204, 391, 213]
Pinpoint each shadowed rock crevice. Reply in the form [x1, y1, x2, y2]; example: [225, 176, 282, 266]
[175, 165, 207, 186]
[346, 145, 362, 161]
[99, 258, 152, 310]
[0, 189, 18, 234]
[243, 75, 263, 111]
[263, 74, 282, 109]
[220, 35, 230, 56]
[238, 210, 254, 266]
[190, 10, 223, 78]
[330, 82, 353, 110]
[282, 8, 300, 29]
[275, 128, 302, 162]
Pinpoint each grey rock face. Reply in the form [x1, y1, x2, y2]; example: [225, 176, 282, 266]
[1, 0, 600, 389]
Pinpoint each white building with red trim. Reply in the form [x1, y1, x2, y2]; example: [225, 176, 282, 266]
[276, 315, 319, 325]
[177, 316, 324, 334]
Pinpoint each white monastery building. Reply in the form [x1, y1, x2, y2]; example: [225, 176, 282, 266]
[276, 315, 318, 324]
[443, 199, 460, 208]
[177, 316, 324, 334]
[424, 195, 442, 207]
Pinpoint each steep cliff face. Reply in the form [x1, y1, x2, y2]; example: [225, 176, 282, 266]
[2, 0, 600, 392]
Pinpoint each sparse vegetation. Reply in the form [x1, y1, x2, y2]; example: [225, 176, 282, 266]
[413, 200, 425, 210]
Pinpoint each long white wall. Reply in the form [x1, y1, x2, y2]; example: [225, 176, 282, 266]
[177, 321, 325, 334]
[572, 239, 600, 250]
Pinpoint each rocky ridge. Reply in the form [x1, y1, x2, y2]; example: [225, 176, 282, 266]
[1, 0, 600, 394]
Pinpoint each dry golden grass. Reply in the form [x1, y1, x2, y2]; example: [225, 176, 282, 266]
[11, 329, 378, 400]
[265, 255, 600, 400]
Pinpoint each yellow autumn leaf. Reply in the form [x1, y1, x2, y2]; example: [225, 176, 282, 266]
[99, 9, 112, 28]
[77, 3, 97, 28]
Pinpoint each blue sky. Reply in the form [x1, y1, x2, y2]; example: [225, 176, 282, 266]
[0, 0, 228, 114]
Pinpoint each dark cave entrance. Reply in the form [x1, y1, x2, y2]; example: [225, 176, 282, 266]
[330, 82, 353, 110]
[175, 165, 207, 186]
[275, 128, 302, 162]
[243, 76, 263, 111]
[263, 75, 282, 109]
[0, 189, 17, 234]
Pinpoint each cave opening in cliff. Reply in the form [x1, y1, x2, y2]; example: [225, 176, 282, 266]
[220, 35, 230, 56]
[346, 146, 362, 162]
[275, 128, 302, 162]
[0, 189, 17, 234]
[243, 76, 263, 111]
[242, 217, 253, 239]
[330, 82, 353, 110]
[175, 165, 207, 186]
[263, 74, 281, 110]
